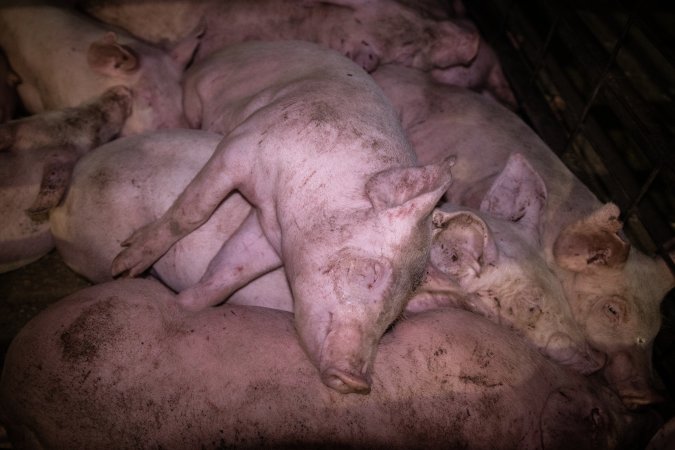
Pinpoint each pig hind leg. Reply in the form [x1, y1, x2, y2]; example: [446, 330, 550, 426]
[111, 135, 249, 278]
[176, 210, 282, 311]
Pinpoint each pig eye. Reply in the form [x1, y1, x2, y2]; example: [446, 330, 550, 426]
[528, 305, 542, 317]
[602, 300, 625, 324]
[636, 336, 647, 347]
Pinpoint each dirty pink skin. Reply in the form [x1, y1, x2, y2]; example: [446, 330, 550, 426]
[371, 64, 675, 407]
[0, 50, 18, 124]
[53, 129, 601, 375]
[0, 4, 197, 136]
[0, 278, 653, 449]
[51, 129, 285, 306]
[111, 41, 453, 394]
[80, 0, 480, 73]
[0, 86, 132, 273]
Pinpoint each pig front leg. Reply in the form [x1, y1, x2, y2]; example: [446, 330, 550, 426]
[176, 210, 282, 311]
[112, 136, 244, 278]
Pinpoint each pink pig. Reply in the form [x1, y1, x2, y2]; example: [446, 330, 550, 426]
[111, 41, 453, 394]
[0, 278, 654, 449]
[371, 64, 675, 407]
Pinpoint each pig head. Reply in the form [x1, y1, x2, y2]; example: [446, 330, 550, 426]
[553, 203, 675, 407]
[0, 5, 198, 136]
[410, 153, 604, 374]
[0, 87, 131, 273]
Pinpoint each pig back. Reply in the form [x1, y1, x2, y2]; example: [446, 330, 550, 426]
[0, 278, 649, 449]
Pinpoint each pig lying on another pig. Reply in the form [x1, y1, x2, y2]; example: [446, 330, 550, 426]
[80, 0, 480, 73]
[0, 278, 654, 449]
[111, 41, 454, 394]
[0, 3, 197, 136]
[0, 86, 131, 273]
[371, 64, 675, 407]
[53, 128, 601, 375]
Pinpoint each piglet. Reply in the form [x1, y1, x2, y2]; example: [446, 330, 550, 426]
[0, 278, 654, 449]
[111, 41, 453, 394]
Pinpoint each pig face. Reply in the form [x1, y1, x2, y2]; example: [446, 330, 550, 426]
[554, 206, 675, 407]
[292, 159, 454, 394]
[415, 154, 605, 374]
[321, 0, 479, 71]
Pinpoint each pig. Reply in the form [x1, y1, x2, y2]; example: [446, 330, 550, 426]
[52, 129, 601, 375]
[0, 278, 653, 449]
[0, 3, 198, 136]
[79, 0, 480, 73]
[0, 49, 18, 123]
[370, 64, 675, 406]
[0, 86, 132, 273]
[111, 41, 454, 394]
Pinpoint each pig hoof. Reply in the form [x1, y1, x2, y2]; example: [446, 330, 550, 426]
[321, 368, 371, 395]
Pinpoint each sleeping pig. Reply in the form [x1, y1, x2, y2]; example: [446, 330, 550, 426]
[371, 64, 675, 407]
[0, 278, 653, 449]
[110, 41, 454, 394]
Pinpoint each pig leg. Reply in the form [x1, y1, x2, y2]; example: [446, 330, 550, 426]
[111, 134, 250, 278]
[176, 210, 282, 311]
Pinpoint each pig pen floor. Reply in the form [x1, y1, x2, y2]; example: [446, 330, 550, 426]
[1, 249, 674, 449]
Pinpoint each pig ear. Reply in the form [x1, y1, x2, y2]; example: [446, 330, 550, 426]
[169, 20, 204, 69]
[553, 203, 631, 272]
[366, 155, 454, 218]
[429, 209, 498, 281]
[480, 153, 547, 241]
[88, 32, 139, 75]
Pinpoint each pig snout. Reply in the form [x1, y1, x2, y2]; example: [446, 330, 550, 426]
[429, 21, 480, 68]
[544, 332, 606, 375]
[604, 351, 665, 409]
[317, 325, 375, 395]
